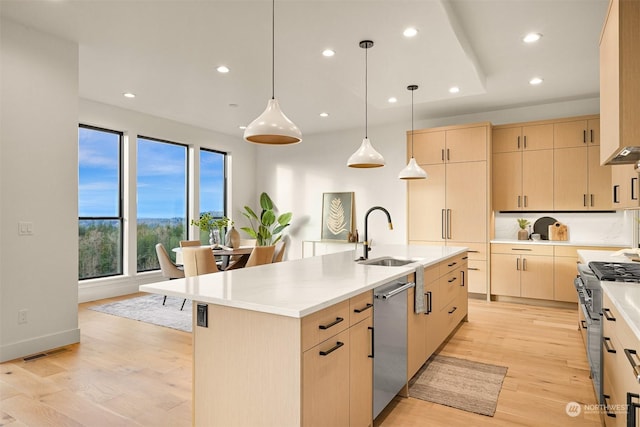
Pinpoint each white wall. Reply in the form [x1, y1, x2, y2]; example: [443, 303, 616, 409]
[1, 19, 81, 362]
[78, 100, 257, 302]
[255, 97, 606, 260]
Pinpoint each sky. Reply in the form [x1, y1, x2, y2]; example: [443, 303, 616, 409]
[78, 127, 225, 219]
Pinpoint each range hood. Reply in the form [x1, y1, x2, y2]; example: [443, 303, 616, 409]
[605, 147, 640, 165]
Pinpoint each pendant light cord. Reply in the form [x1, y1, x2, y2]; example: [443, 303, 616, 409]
[411, 89, 415, 158]
[271, 0, 275, 100]
[365, 46, 369, 138]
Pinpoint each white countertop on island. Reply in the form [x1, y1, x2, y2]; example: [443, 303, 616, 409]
[139, 244, 467, 318]
[492, 239, 628, 247]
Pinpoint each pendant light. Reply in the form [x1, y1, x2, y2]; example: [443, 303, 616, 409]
[347, 40, 385, 168]
[399, 85, 428, 179]
[243, 0, 301, 145]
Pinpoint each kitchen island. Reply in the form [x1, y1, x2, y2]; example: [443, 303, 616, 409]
[140, 244, 467, 427]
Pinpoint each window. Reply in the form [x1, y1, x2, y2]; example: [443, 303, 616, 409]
[136, 136, 188, 271]
[78, 125, 123, 280]
[198, 149, 227, 242]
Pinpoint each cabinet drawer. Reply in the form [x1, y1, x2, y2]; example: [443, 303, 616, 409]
[455, 242, 486, 260]
[491, 243, 554, 256]
[349, 291, 373, 325]
[302, 300, 350, 352]
[439, 268, 464, 310]
[423, 263, 440, 284]
[441, 253, 467, 275]
[467, 259, 487, 294]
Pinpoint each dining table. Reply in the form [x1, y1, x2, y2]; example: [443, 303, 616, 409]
[173, 245, 254, 270]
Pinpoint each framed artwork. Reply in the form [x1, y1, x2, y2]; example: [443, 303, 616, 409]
[321, 192, 354, 241]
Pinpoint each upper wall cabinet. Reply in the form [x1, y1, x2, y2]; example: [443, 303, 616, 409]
[411, 124, 487, 165]
[554, 119, 600, 148]
[600, 0, 640, 165]
[492, 124, 553, 153]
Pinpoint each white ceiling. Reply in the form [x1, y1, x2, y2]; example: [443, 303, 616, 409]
[1, 0, 608, 139]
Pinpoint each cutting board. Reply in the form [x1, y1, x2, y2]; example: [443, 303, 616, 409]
[548, 222, 568, 241]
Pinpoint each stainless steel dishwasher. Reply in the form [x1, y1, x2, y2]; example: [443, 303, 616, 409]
[373, 279, 414, 419]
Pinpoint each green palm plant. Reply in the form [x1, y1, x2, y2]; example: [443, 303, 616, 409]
[517, 218, 530, 229]
[241, 192, 292, 246]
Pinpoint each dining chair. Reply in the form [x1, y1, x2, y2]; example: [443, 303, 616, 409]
[155, 243, 187, 309]
[272, 241, 286, 263]
[179, 240, 201, 247]
[182, 247, 220, 277]
[225, 239, 257, 270]
[245, 245, 276, 268]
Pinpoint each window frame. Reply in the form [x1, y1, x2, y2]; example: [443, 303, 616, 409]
[198, 147, 228, 238]
[78, 124, 124, 280]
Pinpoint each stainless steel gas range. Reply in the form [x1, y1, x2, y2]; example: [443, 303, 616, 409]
[575, 261, 640, 404]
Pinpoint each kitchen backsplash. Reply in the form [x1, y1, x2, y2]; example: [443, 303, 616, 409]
[494, 211, 634, 246]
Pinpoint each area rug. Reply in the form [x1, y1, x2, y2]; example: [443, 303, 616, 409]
[409, 355, 507, 417]
[89, 294, 192, 332]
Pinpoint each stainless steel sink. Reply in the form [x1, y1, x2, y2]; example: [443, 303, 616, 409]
[359, 257, 415, 267]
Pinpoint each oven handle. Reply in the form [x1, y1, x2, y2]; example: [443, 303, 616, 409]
[580, 303, 594, 326]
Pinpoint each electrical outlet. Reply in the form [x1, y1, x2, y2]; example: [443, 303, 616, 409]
[18, 221, 33, 236]
[197, 304, 208, 327]
[18, 309, 27, 324]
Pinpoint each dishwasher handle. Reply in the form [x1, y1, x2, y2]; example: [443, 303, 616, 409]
[374, 282, 415, 300]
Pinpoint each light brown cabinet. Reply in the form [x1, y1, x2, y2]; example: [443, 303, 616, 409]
[303, 292, 374, 427]
[493, 149, 554, 211]
[490, 244, 554, 300]
[602, 292, 640, 427]
[553, 118, 600, 148]
[554, 145, 611, 210]
[407, 254, 468, 382]
[411, 124, 487, 165]
[600, 0, 640, 165]
[408, 122, 490, 295]
[492, 123, 553, 153]
[612, 164, 640, 209]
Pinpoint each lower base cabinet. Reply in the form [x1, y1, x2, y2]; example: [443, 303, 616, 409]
[602, 292, 640, 427]
[407, 253, 468, 381]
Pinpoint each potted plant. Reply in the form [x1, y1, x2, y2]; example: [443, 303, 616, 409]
[517, 218, 530, 240]
[191, 213, 231, 247]
[241, 192, 292, 246]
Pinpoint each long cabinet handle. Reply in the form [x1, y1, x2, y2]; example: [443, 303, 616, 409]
[627, 393, 640, 424]
[517, 135, 520, 149]
[441, 149, 445, 162]
[583, 129, 587, 143]
[441, 209, 446, 240]
[318, 317, 344, 330]
[603, 336, 616, 354]
[353, 303, 373, 314]
[583, 194, 587, 207]
[468, 267, 480, 271]
[516, 258, 520, 271]
[447, 209, 452, 239]
[460, 270, 465, 287]
[580, 320, 587, 329]
[368, 327, 374, 358]
[523, 258, 527, 271]
[590, 129, 594, 143]
[603, 308, 616, 322]
[603, 394, 616, 418]
[319, 341, 344, 356]
[523, 135, 527, 149]
[524, 195, 528, 208]
[624, 349, 640, 383]
[613, 184, 620, 204]
[517, 195, 521, 208]
[512, 248, 532, 251]
[446, 148, 450, 161]
[424, 291, 432, 315]
[468, 250, 479, 253]
[590, 194, 594, 207]
[633, 177, 638, 201]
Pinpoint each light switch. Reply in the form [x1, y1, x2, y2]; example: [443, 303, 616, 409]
[18, 221, 33, 236]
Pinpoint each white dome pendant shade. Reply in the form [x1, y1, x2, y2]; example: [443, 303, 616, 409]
[399, 84, 427, 180]
[348, 40, 385, 168]
[244, 98, 302, 144]
[243, 0, 301, 145]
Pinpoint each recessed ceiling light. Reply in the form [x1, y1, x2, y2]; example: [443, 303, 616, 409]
[320, 112, 329, 117]
[449, 86, 460, 94]
[523, 33, 542, 43]
[123, 92, 136, 98]
[239, 125, 247, 130]
[217, 65, 230, 73]
[403, 27, 418, 38]
[322, 49, 335, 57]
[388, 97, 398, 103]
[529, 77, 543, 85]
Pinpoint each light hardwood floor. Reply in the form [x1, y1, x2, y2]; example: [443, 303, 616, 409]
[1, 295, 602, 426]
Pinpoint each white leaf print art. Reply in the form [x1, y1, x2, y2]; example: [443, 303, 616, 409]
[327, 197, 348, 235]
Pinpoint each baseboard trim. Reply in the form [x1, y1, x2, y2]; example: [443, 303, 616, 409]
[490, 294, 577, 309]
[0, 327, 80, 363]
[78, 271, 164, 303]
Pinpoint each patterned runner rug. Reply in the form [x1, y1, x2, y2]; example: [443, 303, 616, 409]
[409, 355, 508, 417]
[89, 294, 192, 332]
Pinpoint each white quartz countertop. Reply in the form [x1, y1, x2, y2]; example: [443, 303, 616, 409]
[491, 239, 628, 247]
[578, 249, 640, 341]
[139, 244, 467, 318]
